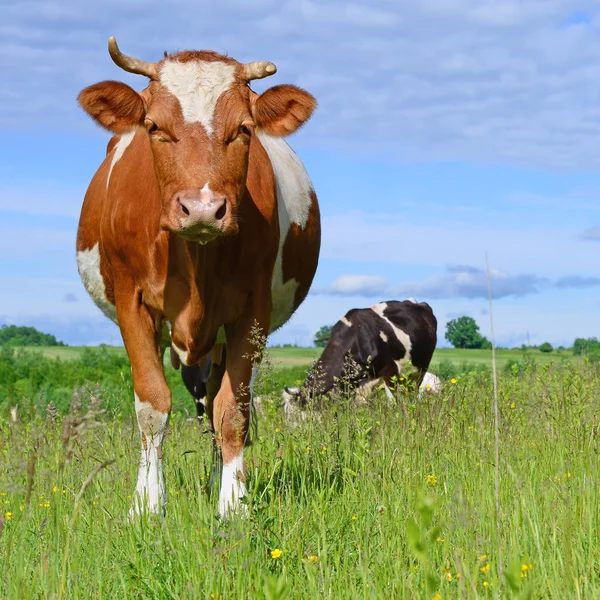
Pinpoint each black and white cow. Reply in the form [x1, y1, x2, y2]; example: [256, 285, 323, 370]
[283, 298, 438, 410]
[181, 356, 212, 418]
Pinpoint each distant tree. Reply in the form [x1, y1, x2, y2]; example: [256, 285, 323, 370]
[539, 342, 553, 353]
[313, 325, 333, 348]
[480, 338, 492, 350]
[0, 325, 65, 347]
[573, 337, 600, 356]
[445, 316, 489, 349]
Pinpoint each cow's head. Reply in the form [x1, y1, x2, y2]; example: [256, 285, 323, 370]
[78, 38, 316, 244]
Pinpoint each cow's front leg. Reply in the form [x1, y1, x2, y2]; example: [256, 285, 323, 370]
[213, 306, 269, 517]
[116, 291, 171, 517]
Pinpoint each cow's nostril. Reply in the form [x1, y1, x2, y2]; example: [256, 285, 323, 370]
[179, 200, 190, 216]
[215, 202, 226, 221]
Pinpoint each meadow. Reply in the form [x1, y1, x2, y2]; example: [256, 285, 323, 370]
[0, 345, 598, 598]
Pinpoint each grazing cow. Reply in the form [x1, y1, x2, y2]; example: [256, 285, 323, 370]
[76, 38, 320, 517]
[181, 356, 212, 418]
[283, 299, 437, 411]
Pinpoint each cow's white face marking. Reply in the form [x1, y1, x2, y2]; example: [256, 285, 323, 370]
[379, 331, 388, 342]
[258, 132, 315, 332]
[341, 316, 352, 327]
[171, 342, 189, 367]
[407, 297, 417, 303]
[371, 302, 413, 375]
[219, 451, 247, 518]
[131, 393, 169, 517]
[159, 60, 236, 136]
[76, 243, 117, 323]
[106, 130, 135, 189]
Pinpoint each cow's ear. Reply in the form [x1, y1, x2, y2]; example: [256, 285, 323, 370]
[78, 81, 146, 133]
[251, 84, 316, 137]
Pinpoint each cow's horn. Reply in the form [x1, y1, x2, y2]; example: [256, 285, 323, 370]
[243, 61, 277, 81]
[108, 37, 158, 80]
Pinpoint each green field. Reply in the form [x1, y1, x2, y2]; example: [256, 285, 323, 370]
[9, 343, 580, 369]
[1, 345, 598, 598]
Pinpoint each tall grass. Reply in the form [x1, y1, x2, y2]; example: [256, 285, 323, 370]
[1, 359, 599, 598]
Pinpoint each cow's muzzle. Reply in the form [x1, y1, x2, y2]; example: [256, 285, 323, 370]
[160, 188, 238, 243]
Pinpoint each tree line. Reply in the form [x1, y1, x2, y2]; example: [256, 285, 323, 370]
[0, 325, 65, 347]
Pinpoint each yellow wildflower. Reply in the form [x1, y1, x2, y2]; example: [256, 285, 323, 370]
[39, 501, 50, 508]
[0, 492, 6, 497]
[480, 563, 491, 574]
[4, 512, 12, 520]
[307, 555, 318, 563]
[445, 572, 453, 582]
[426, 474, 437, 486]
[451, 378, 457, 384]
[520, 563, 533, 578]
[351, 514, 357, 521]
[436, 537, 445, 543]
[19, 505, 24, 512]
[478, 554, 487, 561]
[270, 548, 282, 559]
[483, 581, 490, 588]
[432, 594, 442, 600]
[510, 402, 516, 409]
[53, 485, 59, 493]
[275, 428, 280, 433]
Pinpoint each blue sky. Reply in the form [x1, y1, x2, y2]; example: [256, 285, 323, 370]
[1, 0, 599, 348]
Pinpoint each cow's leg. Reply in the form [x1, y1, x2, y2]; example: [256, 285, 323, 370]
[205, 345, 227, 495]
[116, 292, 171, 517]
[214, 299, 270, 517]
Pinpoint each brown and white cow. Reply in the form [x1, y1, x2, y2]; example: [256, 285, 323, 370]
[76, 38, 320, 517]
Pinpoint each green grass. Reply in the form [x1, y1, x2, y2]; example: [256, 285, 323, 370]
[430, 347, 579, 370]
[1, 358, 600, 598]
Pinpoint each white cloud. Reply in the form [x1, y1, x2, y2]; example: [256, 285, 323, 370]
[325, 274, 389, 296]
[3, 0, 600, 168]
[314, 265, 600, 300]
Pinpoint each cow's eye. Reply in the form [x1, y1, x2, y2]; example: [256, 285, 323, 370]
[144, 119, 158, 134]
[238, 124, 252, 137]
